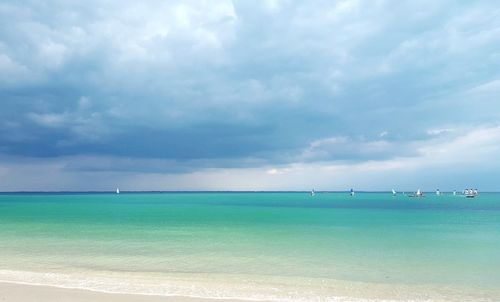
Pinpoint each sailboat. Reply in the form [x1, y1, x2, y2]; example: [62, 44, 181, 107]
[464, 188, 478, 198]
[409, 189, 424, 198]
[392, 189, 396, 196]
[116, 188, 120, 194]
[310, 189, 315, 197]
[436, 189, 441, 196]
[349, 188, 355, 196]
[453, 190, 456, 196]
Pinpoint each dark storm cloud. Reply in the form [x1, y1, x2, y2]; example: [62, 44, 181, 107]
[0, 0, 499, 189]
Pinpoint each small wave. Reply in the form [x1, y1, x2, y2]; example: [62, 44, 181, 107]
[0, 269, 423, 302]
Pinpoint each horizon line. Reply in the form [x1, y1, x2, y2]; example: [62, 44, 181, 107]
[0, 190, 496, 194]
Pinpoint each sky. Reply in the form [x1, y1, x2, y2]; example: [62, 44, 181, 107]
[1, 0, 500, 191]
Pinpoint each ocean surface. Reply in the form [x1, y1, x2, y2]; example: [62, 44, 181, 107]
[1, 192, 500, 301]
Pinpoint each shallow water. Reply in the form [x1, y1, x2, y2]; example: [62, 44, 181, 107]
[1, 192, 499, 301]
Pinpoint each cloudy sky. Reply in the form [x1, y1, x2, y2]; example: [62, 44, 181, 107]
[1, 0, 499, 191]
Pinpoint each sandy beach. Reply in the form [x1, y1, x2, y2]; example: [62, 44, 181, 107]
[0, 282, 258, 302]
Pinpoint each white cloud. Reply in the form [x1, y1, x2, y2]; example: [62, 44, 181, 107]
[39, 40, 68, 69]
[27, 112, 69, 128]
[301, 136, 394, 161]
[416, 125, 500, 163]
[469, 79, 500, 93]
[427, 128, 454, 135]
[0, 53, 32, 86]
[263, 0, 289, 13]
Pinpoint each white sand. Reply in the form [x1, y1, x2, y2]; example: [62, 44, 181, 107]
[0, 282, 264, 302]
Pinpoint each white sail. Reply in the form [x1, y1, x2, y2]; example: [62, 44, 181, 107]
[392, 189, 396, 195]
[350, 188, 355, 196]
[416, 189, 421, 196]
[310, 189, 315, 197]
[436, 189, 440, 196]
[116, 188, 120, 194]
[464, 188, 477, 198]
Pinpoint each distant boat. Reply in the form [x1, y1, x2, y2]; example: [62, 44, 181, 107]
[453, 190, 457, 196]
[409, 189, 424, 198]
[116, 188, 120, 194]
[310, 189, 315, 197]
[349, 188, 355, 196]
[464, 188, 478, 198]
[436, 189, 441, 196]
[392, 189, 396, 196]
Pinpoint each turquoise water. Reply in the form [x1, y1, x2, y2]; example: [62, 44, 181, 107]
[1, 192, 500, 301]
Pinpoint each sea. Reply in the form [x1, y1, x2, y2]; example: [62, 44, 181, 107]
[1, 192, 499, 301]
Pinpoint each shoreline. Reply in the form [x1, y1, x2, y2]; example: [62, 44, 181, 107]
[2, 271, 500, 302]
[0, 281, 270, 302]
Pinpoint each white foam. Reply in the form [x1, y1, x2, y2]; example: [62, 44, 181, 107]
[1, 269, 495, 302]
[0, 269, 421, 302]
